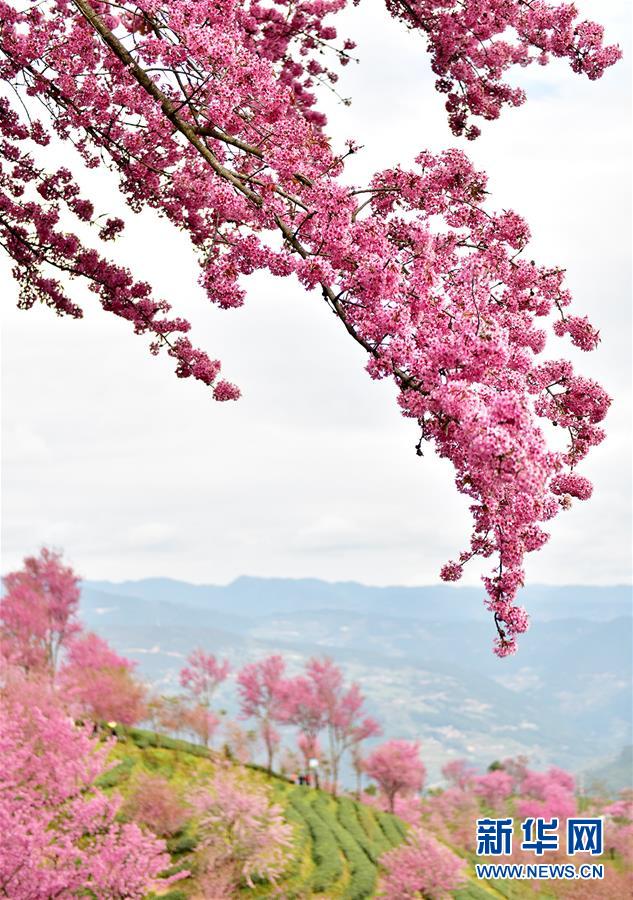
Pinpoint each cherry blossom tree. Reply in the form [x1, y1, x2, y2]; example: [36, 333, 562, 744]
[0, 667, 180, 899]
[148, 693, 190, 738]
[605, 790, 633, 823]
[378, 827, 467, 899]
[0, 2, 621, 654]
[180, 648, 231, 707]
[179, 648, 229, 744]
[424, 756, 586, 857]
[191, 766, 294, 894]
[0, 547, 81, 675]
[603, 788, 633, 866]
[223, 718, 260, 764]
[283, 657, 380, 793]
[441, 758, 476, 790]
[472, 768, 514, 811]
[182, 702, 220, 747]
[237, 654, 286, 771]
[123, 772, 189, 838]
[60, 631, 147, 725]
[364, 789, 423, 826]
[606, 823, 633, 866]
[279, 671, 328, 743]
[422, 783, 480, 852]
[516, 765, 577, 821]
[364, 739, 426, 813]
[559, 871, 633, 900]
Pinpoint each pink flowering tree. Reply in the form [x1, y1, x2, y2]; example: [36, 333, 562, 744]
[123, 772, 189, 838]
[182, 702, 220, 748]
[190, 766, 294, 895]
[604, 790, 633, 823]
[424, 758, 510, 850]
[59, 631, 146, 726]
[424, 757, 581, 856]
[179, 648, 230, 745]
[283, 657, 380, 794]
[280, 673, 327, 741]
[472, 769, 515, 812]
[180, 648, 231, 707]
[441, 759, 477, 790]
[364, 739, 426, 813]
[516, 766, 577, 821]
[0, 668, 180, 899]
[378, 827, 467, 899]
[0, 548, 81, 675]
[148, 693, 190, 739]
[603, 788, 633, 865]
[421, 783, 481, 852]
[0, 2, 620, 655]
[236, 654, 286, 771]
[222, 718, 260, 764]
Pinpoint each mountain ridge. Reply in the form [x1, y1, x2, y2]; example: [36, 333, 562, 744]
[79, 578, 632, 787]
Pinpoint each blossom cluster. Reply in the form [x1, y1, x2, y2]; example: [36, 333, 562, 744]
[385, 0, 621, 139]
[0, 672, 176, 899]
[0, 0, 619, 652]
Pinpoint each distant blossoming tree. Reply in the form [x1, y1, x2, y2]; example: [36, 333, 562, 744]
[472, 769, 514, 811]
[60, 631, 147, 725]
[148, 693, 190, 738]
[423, 756, 596, 861]
[191, 766, 294, 894]
[441, 758, 476, 790]
[237, 654, 286, 771]
[282, 656, 380, 793]
[379, 827, 467, 899]
[123, 772, 189, 838]
[223, 718, 260, 764]
[364, 790, 423, 826]
[0, 669, 179, 899]
[516, 765, 577, 822]
[182, 702, 220, 748]
[179, 648, 230, 745]
[180, 648, 231, 706]
[0, 547, 81, 674]
[0, 1, 621, 654]
[364, 739, 426, 813]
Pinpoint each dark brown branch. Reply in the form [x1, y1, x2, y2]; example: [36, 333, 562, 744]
[70, 0, 424, 394]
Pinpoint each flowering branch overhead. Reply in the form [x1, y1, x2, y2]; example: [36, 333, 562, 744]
[0, 0, 619, 654]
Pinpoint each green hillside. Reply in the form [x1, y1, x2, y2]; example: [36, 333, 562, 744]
[103, 726, 412, 898]
[101, 728, 552, 899]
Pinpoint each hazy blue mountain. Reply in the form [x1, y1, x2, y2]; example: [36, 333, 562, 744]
[85, 577, 631, 621]
[80, 577, 632, 786]
[581, 745, 633, 794]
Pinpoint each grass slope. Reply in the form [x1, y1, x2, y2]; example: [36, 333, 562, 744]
[102, 727, 545, 899]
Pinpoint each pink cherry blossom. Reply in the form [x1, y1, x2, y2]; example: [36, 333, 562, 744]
[237, 654, 287, 771]
[0, 1, 620, 653]
[1, 547, 81, 675]
[180, 648, 230, 704]
[379, 826, 467, 899]
[0, 666, 180, 899]
[191, 765, 294, 890]
[60, 631, 147, 725]
[364, 739, 426, 813]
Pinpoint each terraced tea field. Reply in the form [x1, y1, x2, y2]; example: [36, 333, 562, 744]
[102, 727, 525, 899]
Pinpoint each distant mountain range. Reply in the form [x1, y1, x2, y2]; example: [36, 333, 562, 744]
[81, 577, 632, 789]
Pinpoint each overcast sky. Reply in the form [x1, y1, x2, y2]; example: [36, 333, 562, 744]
[1, 0, 631, 587]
